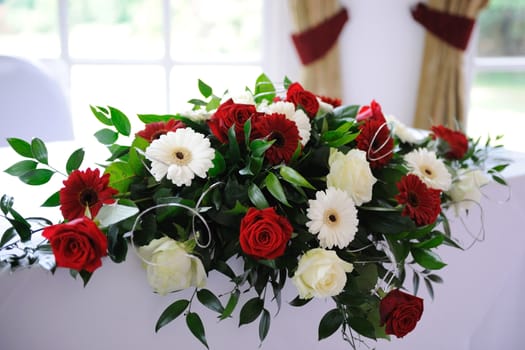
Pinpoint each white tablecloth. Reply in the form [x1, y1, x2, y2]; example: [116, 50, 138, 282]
[1, 144, 524, 350]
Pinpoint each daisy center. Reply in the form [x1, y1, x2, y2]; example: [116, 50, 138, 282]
[323, 209, 340, 228]
[407, 191, 419, 207]
[172, 147, 192, 166]
[79, 188, 99, 207]
[270, 131, 285, 147]
[422, 167, 434, 177]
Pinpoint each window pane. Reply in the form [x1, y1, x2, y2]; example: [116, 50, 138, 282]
[467, 71, 525, 151]
[70, 65, 166, 143]
[68, 0, 163, 59]
[0, 0, 59, 58]
[170, 65, 262, 111]
[477, 0, 525, 57]
[171, 0, 262, 62]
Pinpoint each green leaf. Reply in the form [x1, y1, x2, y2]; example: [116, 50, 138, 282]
[155, 299, 190, 332]
[90, 105, 113, 126]
[0, 195, 14, 214]
[424, 278, 435, 299]
[348, 317, 377, 340]
[109, 106, 131, 136]
[259, 309, 271, 344]
[41, 191, 60, 207]
[186, 312, 209, 349]
[79, 270, 92, 287]
[31, 138, 48, 164]
[137, 114, 174, 123]
[355, 264, 378, 293]
[7, 138, 33, 158]
[4, 160, 37, 176]
[239, 297, 264, 326]
[289, 295, 312, 307]
[105, 162, 135, 193]
[66, 148, 85, 174]
[0, 227, 17, 247]
[318, 309, 343, 340]
[19, 169, 54, 185]
[426, 274, 444, 283]
[243, 118, 252, 146]
[413, 271, 420, 295]
[254, 73, 275, 104]
[106, 224, 128, 263]
[492, 175, 507, 185]
[227, 125, 240, 162]
[411, 247, 447, 270]
[206, 95, 221, 112]
[197, 289, 224, 314]
[413, 235, 445, 249]
[94, 128, 119, 145]
[264, 172, 290, 207]
[279, 165, 315, 190]
[198, 79, 212, 98]
[325, 132, 359, 147]
[249, 139, 274, 157]
[220, 289, 240, 320]
[248, 183, 269, 209]
[188, 98, 207, 107]
[208, 151, 226, 177]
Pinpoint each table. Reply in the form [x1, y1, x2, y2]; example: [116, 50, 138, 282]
[1, 143, 524, 350]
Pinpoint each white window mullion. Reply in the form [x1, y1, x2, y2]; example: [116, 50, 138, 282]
[163, 0, 172, 113]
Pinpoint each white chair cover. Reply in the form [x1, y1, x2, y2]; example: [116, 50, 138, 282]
[0, 56, 73, 146]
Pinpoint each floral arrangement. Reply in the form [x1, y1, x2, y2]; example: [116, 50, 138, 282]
[0, 74, 508, 348]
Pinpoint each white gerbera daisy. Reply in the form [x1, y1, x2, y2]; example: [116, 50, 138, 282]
[145, 128, 215, 187]
[404, 148, 452, 191]
[259, 101, 311, 145]
[306, 187, 358, 249]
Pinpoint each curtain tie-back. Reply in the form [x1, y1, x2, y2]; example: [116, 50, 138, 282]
[291, 7, 349, 65]
[411, 2, 475, 51]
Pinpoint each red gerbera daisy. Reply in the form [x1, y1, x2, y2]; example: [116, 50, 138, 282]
[356, 102, 394, 168]
[59, 168, 118, 221]
[395, 174, 441, 226]
[431, 125, 468, 160]
[255, 113, 300, 165]
[318, 95, 342, 108]
[136, 119, 185, 142]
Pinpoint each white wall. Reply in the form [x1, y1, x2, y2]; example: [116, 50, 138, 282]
[263, 0, 427, 126]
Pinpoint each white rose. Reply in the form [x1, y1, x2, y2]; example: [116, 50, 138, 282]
[447, 169, 490, 215]
[224, 90, 255, 105]
[181, 109, 212, 122]
[317, 98, 334, 114]
[327, 149, 377, 205]
[138, 237, 206, 295]
[386, 115, 425, 144]
[292, 248, 353, 299]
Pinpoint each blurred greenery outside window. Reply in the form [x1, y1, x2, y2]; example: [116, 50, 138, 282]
[0, 0, 263, 142]
[468, 0, 525, 151]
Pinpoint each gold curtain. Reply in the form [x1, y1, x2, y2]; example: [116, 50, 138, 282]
[413, 0, 488, 130]
[288, 0, 343, 99]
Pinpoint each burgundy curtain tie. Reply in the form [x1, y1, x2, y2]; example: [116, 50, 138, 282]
[411, 2, 475, 51]
[291, 7, 349, 65]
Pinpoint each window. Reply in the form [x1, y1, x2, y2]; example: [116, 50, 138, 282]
[468, 0, 525, 151]
[0, 0, 263, 143]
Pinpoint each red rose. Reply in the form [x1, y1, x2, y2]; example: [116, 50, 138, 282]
[380, 289, 424, 338]
[208, 99, 258, 143]
[286, 82, 319, 118]
[42, 217, 108, 273]
[356, 100, 394, 168]
[318, 95, 342, 108]
[431, 125, 468, 160]
[239, 207, 293, 260]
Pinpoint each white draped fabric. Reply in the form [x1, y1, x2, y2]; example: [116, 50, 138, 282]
[1, 143, 524, 350]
